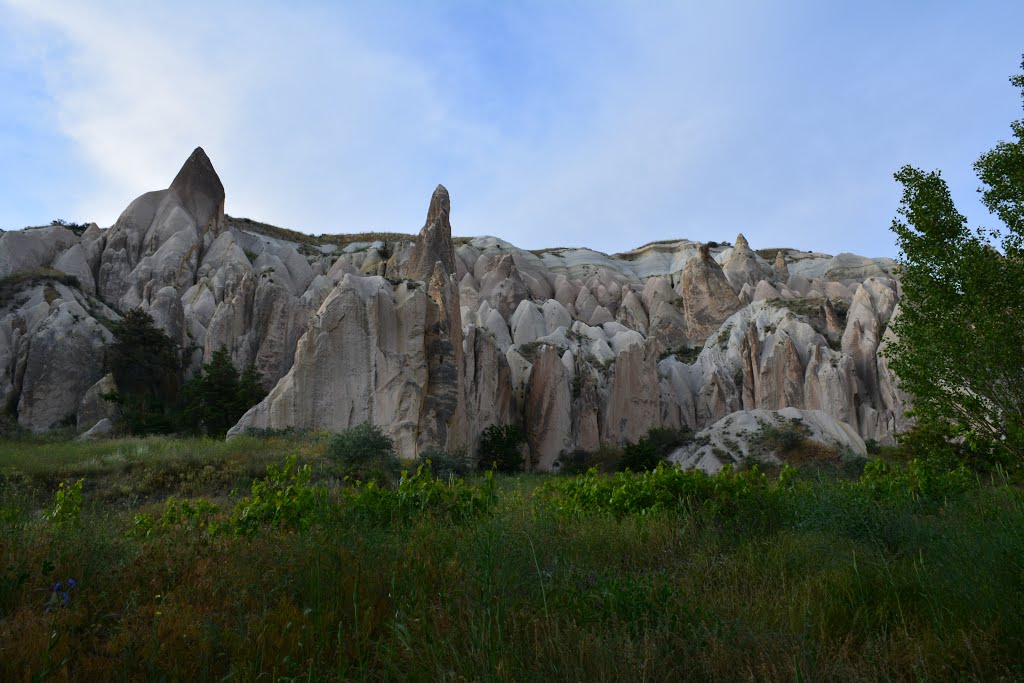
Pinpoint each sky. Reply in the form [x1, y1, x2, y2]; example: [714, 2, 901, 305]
[1, 1, 1022, 258]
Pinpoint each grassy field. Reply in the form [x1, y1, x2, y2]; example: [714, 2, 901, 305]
[1, 436, 1022, 681]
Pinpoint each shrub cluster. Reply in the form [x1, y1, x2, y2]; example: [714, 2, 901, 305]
[325, 422, 401, 485]
[543, 457, 978, 519]
[477, 424, 525, 472]
[618, 427, 691, 472]
[342, 466, 497, 524]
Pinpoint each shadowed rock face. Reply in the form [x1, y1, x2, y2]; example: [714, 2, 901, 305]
[0, 147, 909, 462]
[170, 146, 226, 234]
[678, 244, 741, 342]
[400, 184, 469, 453]
[406, 185, 456, 281]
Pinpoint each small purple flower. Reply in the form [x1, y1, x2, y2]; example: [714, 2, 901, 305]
[67, 579, 76, 588]
[52, 582, 61, 592]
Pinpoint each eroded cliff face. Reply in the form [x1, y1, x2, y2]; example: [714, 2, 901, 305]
[0, 149, 909, 465]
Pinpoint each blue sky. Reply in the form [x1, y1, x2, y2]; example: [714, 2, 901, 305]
[1, 1, 1022, 257]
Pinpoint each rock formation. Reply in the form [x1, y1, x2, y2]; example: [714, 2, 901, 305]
[0, 147, 910, 468]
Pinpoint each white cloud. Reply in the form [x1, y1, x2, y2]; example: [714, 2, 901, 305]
[3, 1, 1020, 257]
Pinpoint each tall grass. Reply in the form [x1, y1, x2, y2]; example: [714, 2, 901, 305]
[1, 437, 1022, 680]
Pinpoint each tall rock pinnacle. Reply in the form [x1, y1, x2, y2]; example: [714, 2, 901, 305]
[407, 184, 457, 281]
[169, 146, 225, 234]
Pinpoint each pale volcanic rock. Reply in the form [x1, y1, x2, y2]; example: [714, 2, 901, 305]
[147, 286, 186, 346]
[417, 261, 469, 452]
[0, 144, 913, 459]
[524, 345, 573, 470]
[79, 417, 115, 440]
[0, 225, 79, 279]
[823, 253, 895, 282]
[803, 344, 860, 431]
[842, 284, 884, 425]
[670, 407, 867, 473]
[720, 233, 774, 291]
[601, 344, 661, 447]
[230, 276, 429, 457]
[541, 299, 572, 335]
[97, 147, 226, 310]
[588, 305, 614, 326]
[773, 252, 790, 283]
[477, 254, 531, 322]
[511, 300, 547, 346]
[198, 231, 254, 301]
[751, 280, 782, 302]
[479, 302, 513, 353]
[658, 359, 698, 432]
[574, 286, 599, 323]
[615, 288, 649, 335]
[52, 244, 96, 294]
[17, 299, 111, 432]
[204, 273, 311, 387]
[875, 304, 912, 443]
[678, 245, 742, 344]
[77, 373, 119, 433]
[462, 325, 517, 458]
[404, 185, 469, 453]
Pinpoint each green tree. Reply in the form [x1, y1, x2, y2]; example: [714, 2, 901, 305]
[887, 58, 1024, 465]
[183, 349, 267, 437]
[105, 308, 182, 434]
[477, 424, 525, 472]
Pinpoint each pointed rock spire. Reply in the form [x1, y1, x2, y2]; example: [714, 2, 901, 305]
[735, 233, 750, 251]
[774, 251, 789, 282]
[407, 184, 456, 281]
[169, 146, 225, 232]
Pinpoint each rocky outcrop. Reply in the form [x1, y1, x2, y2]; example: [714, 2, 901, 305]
[230, 275, 429, 455]
[462, 325, 517, 458]
[16, 297, 111, 432]
[97, 147, 225, 312]
[721, 233, 774, 291]
[404, 185, 468, 453]
[0, 226, 79, 279]
[669, 407, 866, 473]
[1, 146, 908, 466]
[678, 245, 742, 343]
[77, 373, 119, 433]
[524, 345, 572, 470]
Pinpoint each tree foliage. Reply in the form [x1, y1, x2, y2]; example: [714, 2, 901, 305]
[477, 424, 526, 472]
[326, 422, 402, 485]
[887, 58, 1024, 465]
[183, 348, 267, 437]
[105, 308, 182, 434]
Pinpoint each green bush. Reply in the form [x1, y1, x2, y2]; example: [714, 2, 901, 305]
[343, 465, 496, 524]
[545, 463, 778, 517]
[477, 424, 526, 472]
[44, 479, 84, 529]
[418, 449, 471, 479]
[856, 458, 975, 508]
[557, 447, 624, 475]
[326, 422, 401, 485]
[618, 427, 691, 472]
[228, 455, 322, 537]
[132, 496, 219, 539]
[619, 440, 662, 472]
